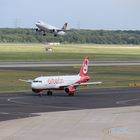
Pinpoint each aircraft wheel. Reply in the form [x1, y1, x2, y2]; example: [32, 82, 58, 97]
[43, 33, 46, 36]
[47, 91, 52, 96]
[68, 93, 74, 96]
[38, 93, 43, 97]
[38, 94, 42, 97]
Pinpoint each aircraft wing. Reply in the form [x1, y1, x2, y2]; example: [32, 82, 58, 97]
[58, 82, 102, 89]
[48, 29, 67, 32]
[74, 82, 102, 86]
[57, 29, 72, 32]
[19, 79, 33, 83]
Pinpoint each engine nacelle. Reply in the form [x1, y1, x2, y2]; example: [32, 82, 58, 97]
[57, 31, 66, 36]
[65, 86, 75, 95]
[52, 29, 57, 33]
[36, 28, 39, 32]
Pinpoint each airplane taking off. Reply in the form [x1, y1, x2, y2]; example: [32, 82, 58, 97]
[20, 57, 102, 96]
[35, 21, 68, 36]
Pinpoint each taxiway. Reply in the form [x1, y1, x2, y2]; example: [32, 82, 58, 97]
[0, 87, 140, 122]
[0, 60, 140, 68]
[0, 87, 140, 140]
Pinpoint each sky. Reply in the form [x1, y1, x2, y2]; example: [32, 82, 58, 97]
[0, 0, 140, 30]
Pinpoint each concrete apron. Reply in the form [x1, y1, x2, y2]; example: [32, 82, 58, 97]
[0, 106, 140, 140]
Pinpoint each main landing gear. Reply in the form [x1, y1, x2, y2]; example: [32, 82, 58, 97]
[38, 91, 74, 96]
[38, 90, 52, 97]
[68, 93, 74, 96]
[47, 90, 53, 96]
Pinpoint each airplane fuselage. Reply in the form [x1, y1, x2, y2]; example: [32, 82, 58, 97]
[31, 75, 89, 92]
[20, 56, 102, 96]
[35, 21, 67, 36]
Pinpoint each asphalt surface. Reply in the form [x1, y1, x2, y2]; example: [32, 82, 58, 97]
[0, 61, 140, 67]
[0, 87, 140, 122]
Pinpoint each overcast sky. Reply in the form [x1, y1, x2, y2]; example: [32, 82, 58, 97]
[0, 0, 140, 30]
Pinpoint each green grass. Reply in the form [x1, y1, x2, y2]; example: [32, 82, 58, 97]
[0, 43, 140, 93]
[0, 65, 140, 93]
[0, 69, 55, 92]
[90, 66, 140, 88]
[0, 44, 140, 61]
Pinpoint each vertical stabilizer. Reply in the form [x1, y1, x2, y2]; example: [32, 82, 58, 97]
[62, 23, 68, 31]
[79, 56, 89, 76]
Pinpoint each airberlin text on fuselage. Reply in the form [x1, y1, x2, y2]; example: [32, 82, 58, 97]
[48, 78, 64, 85]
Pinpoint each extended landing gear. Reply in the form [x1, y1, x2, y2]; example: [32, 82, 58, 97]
[54, 34, 57, 37]
[68, 93, 74, 96]
[38, 92, 43, 97]
[37, 91, 52, 97]
[36, 28, 39, 32]
[47, 90, 52, 96]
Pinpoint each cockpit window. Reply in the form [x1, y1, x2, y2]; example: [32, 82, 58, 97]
[37, 21, 43, 24]
[33, 80, 42, 83]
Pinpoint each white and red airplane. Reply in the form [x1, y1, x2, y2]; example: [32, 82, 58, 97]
[20, 57, 102, 96]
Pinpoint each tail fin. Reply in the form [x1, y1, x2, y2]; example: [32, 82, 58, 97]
[62, 23, 68, 31]
[79, 56, 89, 77]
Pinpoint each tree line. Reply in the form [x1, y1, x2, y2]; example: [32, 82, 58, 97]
[0, 28, 140, 44]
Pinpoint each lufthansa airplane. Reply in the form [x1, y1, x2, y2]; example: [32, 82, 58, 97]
[20, 57, 102, 96]
[35, 21, 68, 36]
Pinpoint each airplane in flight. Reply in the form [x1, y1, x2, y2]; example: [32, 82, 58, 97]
[35, 21, 68, 36]
[20, 57, 102, 96]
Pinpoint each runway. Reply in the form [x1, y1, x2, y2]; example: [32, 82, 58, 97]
[0, 60, 140, 67]
[0, 87, 140, 122]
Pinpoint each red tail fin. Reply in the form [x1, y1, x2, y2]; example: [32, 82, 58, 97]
[79, 56, 89, 76]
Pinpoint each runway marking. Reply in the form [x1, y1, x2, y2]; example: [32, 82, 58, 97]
[0, 112, 9, 115]
[39, 105, 85, 110]
[7, 97, 85, 110]
[8, 97, 32, 105]
[0, 104, 12, 106]
[116, 98, 140, 105]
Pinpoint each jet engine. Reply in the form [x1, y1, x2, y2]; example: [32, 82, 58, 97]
[65, 86, 75, 95]
[52, 29, 57, 33]
[57, 31, 66, 36]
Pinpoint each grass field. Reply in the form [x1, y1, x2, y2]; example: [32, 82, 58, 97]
[0, 44, 140, 61]
[0, 43, 140, 93]
[0, 66, 140, 93]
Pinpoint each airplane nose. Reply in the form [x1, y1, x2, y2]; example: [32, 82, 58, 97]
[35, 23, 39, 26]
[31, 83, 42, 93]
[35, 22, 41, 26]
[31, 83, 37, 89]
